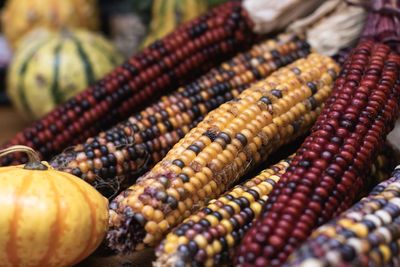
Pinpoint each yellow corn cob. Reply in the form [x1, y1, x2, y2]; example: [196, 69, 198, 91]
[107, 54, 340, 253]
[155, 158, 291, 267]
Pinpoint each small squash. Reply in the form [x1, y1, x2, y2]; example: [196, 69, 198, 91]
[0, 146, 108, 267]
[2, 0, 99, 49]
[141, 0, 208, 48]
[7, 28, 122, 120]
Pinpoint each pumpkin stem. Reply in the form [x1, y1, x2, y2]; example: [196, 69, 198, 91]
[0, 145, 48, 170]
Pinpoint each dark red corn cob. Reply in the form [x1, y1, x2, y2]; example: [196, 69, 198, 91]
[49, 35, 310, 197]
[234, 40, 400, 267]
[1, 1, 258, 166]
[285, 168, 400, 267]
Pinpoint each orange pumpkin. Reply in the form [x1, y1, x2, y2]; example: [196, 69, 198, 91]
[0, 146, 108, 267]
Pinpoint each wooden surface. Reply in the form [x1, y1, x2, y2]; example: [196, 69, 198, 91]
[0, 105, 28, 144]
[78, 249, 155, 267]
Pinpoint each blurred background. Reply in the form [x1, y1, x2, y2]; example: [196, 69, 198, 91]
[0, 0, 228, 143]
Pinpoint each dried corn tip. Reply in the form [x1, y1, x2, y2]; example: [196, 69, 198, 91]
[1, 1, 258, 166]
[235, 41, 400, 267]
[106, 53, 340, 253]
[286, 167, 400, 267]
[154, 146, 395, 267]
[50, 34, 311, 197]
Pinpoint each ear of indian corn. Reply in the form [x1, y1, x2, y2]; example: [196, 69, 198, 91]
[154, 146, 395, 267]
[285, 166, 400, 267]
[235, 41, 400, 267]
[106, 54, 340, 253]
[50, 34, 311, 197]
[1, 1, 257, 166]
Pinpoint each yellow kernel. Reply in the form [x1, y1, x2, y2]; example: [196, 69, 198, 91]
[158, 220, 170, 232]
[337, 218, 355, 228]
[190, 215, 201, 223]
[195, 172, 209, 185]
[145, 221, 159, 234]
[229, 201, 241, 213]
[222, 150, 235, 163]
[182, 166, 195, 177]
[243, 192, 255, 202]
[203, 184, 213, 195]
[184, 198, 194, 209]
[167, 188, 180, 201]
[351, 223, 368, 238]
[206, 245, 214, 257]
[209, 142, 223, 154]
[190, 177, 203, 189]
[184, 183, 196, 194]
[379, 245, 391, 262]
[199, 135, 212, 146]
[166, 215, 175, 225]
[226, 234, 235, 247]
[129, 199, 143, 211]
[212, 240, 222, 253]
[251, 202, 263, 217]
[208, 203, 219, 211]
[218, 208, 230, 219]
[260, 182, 273, 193]
[194, 235, 208, 249]
[220, 219, 233, 233]
[209, 180, 218, 191]
[166, 234, 178, 243]
[270, 175, 281, 182]
[219, 197, 229, 204]
[169, 164, 182, 174]
[164, 242, 178, 254]
[153, 210, 164, 223]
[198, 189, 207, 199]
[178, 202, 186, 214]
[181, 152, 195, 165]
[178, 236, 189, 245]
[205, 215, 219, 226]
[320, 226, 337, 238]
[142, 205, 155, 219]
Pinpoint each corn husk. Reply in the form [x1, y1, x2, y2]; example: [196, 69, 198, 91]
[288, 0, 367, 56]
[243, 0, 324, 34]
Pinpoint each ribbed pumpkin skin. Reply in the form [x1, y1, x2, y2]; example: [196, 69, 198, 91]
[7, 29, 122, 120]
[0, 163, 108, 267]
[2, 0, 99, 49]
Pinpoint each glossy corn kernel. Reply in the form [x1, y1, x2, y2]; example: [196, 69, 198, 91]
[154, 145, 395, 267]
[106, 53, 340, 253]
[235, 41, 400, 267]
[50, 34, 311, 197]
[1, 1, 257, 166]
[286, 166, 400, 267]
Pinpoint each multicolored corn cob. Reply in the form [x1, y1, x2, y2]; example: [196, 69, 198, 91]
[50, 34, 311, 197]
[1, 1, 257, 166]
[154, 148, 395, 267]
[235, 41, 400, 267]
[285, 166, 400, 267]
[106, 53, 340, 253]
